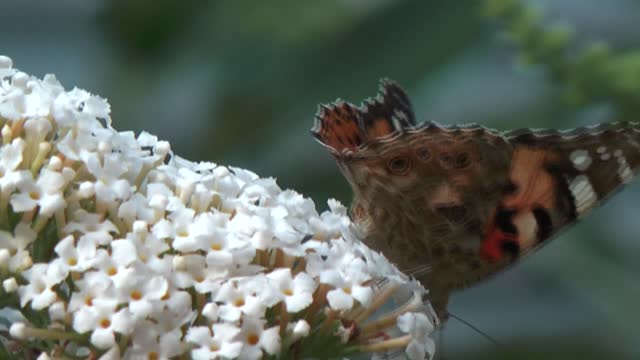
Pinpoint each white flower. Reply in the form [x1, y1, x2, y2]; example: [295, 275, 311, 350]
[0, 55, 14, 78]
[72, 298, 133, 349]
[202, 302, 219, 321]
[64, 210, 118, 246]
[116, 269, 168, 320]
[118, 193, 156, 225]
[314, 241, 375, 310]
[91, 247, 137, 291]
[288, 319, 310, 342]
[172, 254, 224, 293]
[85, 152, 133, 204]
[24, 117, 52, 141]
[238, 316, 281, 360]
[309, 199, 350, 241]
[18, 263, 67, 310]
[37, 352, 52, 360]
[172, 210, 218, 252]
[68, 271, 114, 313]
[0, 138, 28, 195]
[10, 169, 66, 216]
[121, 230, 169, 272]
[211, 166, 242, 199]
[0, 55, 435, 359]
[53, 234, 98, 272]
[125, 322, 184, 359]
[186, 324, 243, 360]
[98, 347, 120, 360]
[52, 87, 108, 128]
[267, 268, 316, 313]
[3, 277, 17, 292]
[158, 288, 193, 323]
[323, 267, 373, 310]
[0, 87, 26, 121]
[215, 280, 266, 322]
[9, 322, 26, 339]
[48, 301, 67, 322]
[0, 222, 36, 272]
[397, 312, 436, 360]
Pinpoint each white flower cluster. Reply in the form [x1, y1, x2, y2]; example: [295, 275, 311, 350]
[0, 55, 436, 360]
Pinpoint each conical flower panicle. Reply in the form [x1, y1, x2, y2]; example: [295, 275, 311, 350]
[0, 55, 436, 360]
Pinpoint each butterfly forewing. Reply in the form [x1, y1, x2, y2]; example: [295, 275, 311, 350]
[312, 79, 640, 320]
[508, 123, 640, 215]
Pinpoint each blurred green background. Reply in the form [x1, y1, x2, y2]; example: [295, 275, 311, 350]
[3, 0, 640, 358]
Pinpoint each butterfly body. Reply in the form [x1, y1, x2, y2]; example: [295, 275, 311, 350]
[311, 80, 640, 321]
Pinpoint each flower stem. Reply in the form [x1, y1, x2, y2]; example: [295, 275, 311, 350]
[359, 292, 422, 338]
[358, 334, 411, 353]
[22, 326, 85, 342]
[353, 282, 399, 323]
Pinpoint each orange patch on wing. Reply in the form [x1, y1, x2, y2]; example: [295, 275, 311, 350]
[366, 117, 394, 138]
[503, 147, 558, 210]
[315, 103, 364, 152]
[481, 147, 559, 262]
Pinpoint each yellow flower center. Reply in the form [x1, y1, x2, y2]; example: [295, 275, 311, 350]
[247, 333, 259, 346]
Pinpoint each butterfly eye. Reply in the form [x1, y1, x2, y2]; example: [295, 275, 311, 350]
[387, 156, 412, 175]
[454, 152, 471, 169]
[415, 147, 431, 161]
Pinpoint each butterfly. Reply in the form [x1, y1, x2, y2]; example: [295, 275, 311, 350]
[311, 79, 640, 322]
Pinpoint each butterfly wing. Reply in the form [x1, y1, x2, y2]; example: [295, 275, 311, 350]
[312, 80, 515, 317]
[311, 79, 416, 155]
[312, 79, 640, 319]
[490, 123, 640, 260]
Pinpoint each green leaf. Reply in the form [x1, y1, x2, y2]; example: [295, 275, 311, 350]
[0, 340, 19, 360]
[31, 218, 59, 263]
[21, 306, 50, 328]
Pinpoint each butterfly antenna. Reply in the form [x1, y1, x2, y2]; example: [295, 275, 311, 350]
[403, 264, 432, 279]
[448, 312, 501, 347]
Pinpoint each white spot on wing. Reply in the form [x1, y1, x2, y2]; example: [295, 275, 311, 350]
[623, 134, 640, 152]
[616, 154, 634, 184]
[569, 175, 598, 216]
[570, 149, 592, 171]
[512, 212, 537, 251]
